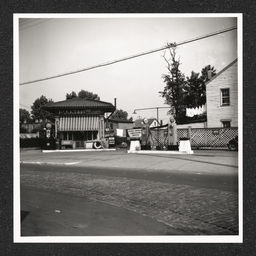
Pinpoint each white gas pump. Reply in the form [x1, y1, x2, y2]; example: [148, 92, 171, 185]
[168, 119, 177, 146]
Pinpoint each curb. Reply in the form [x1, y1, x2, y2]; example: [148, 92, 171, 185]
[42, 149, 116, 153]
[127, 150, 194, 154]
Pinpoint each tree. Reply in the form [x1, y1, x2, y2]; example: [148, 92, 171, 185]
[200, 65, 216, 82]
[159, 45, 187, 122]
[66, 89, 100, 100]
[78, 90, 100, 100]
[185, 71, 205, 108]
[66, 91, 77, 100]
[159, 45, 216, 124]
[19, 108, 31, 123]
[184, 65, 216, 108]
[111, 109, 131, 120]
[31, 95, 55, 121]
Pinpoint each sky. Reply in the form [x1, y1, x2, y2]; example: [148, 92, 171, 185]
[18, 14, 238, 124]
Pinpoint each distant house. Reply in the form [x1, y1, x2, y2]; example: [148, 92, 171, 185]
[206, 59, 238, 128]
[133, 118, 160, 128]
[105, 118, 133, 137]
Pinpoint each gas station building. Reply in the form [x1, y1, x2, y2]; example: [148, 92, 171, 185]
[43, 97, 115, 149]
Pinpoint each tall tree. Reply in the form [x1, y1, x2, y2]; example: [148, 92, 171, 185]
[31, 95, 54, 121]
[159, 45, 187, 122]
[19, 108, 31, 123]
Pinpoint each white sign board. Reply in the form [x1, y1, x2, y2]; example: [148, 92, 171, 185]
[127, 129, 142, 138]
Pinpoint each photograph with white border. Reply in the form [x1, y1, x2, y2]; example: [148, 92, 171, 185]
[14, 13, 243, 243]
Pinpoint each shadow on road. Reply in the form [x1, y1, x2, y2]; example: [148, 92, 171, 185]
[139, 153, 238, 168]
[21, 210, 30, 222]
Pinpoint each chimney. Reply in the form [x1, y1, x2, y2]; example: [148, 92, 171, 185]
[114, 98, 117, 109]
[207, 70, 212, 80]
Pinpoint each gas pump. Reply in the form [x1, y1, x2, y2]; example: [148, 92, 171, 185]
[141, 118, 150, 150]
[168, 118, 178, 150]
[45, 123, 54, 150]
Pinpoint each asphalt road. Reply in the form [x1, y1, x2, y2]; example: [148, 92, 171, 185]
[20, 157, 239, 236]
[22, 163, 238, 192]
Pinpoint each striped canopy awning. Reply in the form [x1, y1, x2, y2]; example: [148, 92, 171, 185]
[59, 116, 99, 131]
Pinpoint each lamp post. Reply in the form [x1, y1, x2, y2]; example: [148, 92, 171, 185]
[132, 107, 170, 124]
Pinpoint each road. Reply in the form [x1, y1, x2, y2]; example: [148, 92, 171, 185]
[19, 149, 239, 236]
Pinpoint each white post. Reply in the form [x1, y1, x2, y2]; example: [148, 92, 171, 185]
[173, 122, 177, 145]
[188, 126, 192, 139]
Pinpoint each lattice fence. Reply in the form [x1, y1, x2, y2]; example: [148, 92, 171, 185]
[177, 127, 238, 148]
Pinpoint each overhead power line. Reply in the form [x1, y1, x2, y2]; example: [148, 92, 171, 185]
[20, 19, 52, 31]
[19, 18, 41, 27]
[20, 26, 237, 86]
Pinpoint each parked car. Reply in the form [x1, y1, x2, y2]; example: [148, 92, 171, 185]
[227, 136, 238, 151]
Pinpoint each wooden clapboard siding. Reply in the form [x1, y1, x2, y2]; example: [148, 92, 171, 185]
[206, 60, 238, 128]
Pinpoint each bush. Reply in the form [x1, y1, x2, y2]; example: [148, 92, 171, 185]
[20, 137, 45, 148]
[20, 127, 27, 133]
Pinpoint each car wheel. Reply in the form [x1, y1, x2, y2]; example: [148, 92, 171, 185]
[228, 143, 237, 151]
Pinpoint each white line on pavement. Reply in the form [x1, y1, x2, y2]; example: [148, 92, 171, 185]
[21, 161, 80, 165]
[64, 162, 80, 165]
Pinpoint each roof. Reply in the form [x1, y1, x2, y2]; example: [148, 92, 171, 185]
[205, 58, 238, 85]
[43, 97, 115, 111]
[134, 118, 160, 127]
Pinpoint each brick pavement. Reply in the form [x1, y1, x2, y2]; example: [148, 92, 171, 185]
[21, 167, 238, 235]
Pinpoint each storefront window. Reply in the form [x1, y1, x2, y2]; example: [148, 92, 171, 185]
[63, 131, 68, 140]
[93, 131, 98, 140]
[88, 131, 92, 140]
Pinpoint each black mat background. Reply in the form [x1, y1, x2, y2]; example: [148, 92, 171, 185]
[0, 1, 255, 255]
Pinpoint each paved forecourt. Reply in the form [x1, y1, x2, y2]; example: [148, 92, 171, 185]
[20, 148, 238, 175]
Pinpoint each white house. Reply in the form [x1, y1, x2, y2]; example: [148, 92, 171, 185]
[206, 59, 238, 128]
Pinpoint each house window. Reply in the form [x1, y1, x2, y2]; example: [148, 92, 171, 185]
[221, 88, 230, 106]
[222, 121, 231, 128]
[110, 123, 113, 130]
